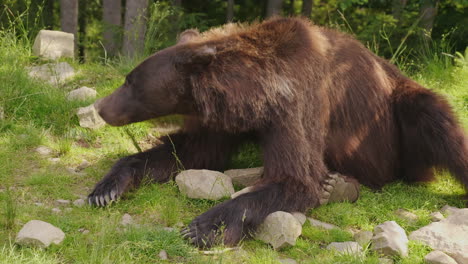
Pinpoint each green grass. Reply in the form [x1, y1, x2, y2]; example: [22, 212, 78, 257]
[0, 29, 467, 264]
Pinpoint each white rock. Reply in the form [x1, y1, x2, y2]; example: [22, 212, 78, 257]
[67, 87, 97, 101]
[32, 30, 74, 59]
[395, 208, 418, 222]
[440, 205, 460, 215]
[48, 157, 60, 163]
[326, 241, 363, 256]
[354, 230, 373, 246]
[231, 186, 254, 199]
[76, 104, 106, 129]
[55, 199, 70, 205]
[158, 250, 168, 260]
[255, 211, 302, 249]
[409, 209, 468, 264]
[121, 213, 133, 226]
[16, 220, 65, 248]
[35, 146, 53, 156]
[424, 250, 458, 264]
[224, 167, 263, 187]
[73, 199, 85, 207]
[51, 208, 61, 213]
[292, 212, 306, 226]
[430, 212, 444, 222]
[308, 218, 339, 230]
[28, 62, 75, 85]
[34, 202, 43, 207]
[371, 221, 408, 257]
[175, 170, 234, 200]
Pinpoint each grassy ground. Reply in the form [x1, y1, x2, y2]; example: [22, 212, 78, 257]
[0, 29, 467, 264]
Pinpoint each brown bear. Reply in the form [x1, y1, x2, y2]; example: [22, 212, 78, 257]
[88, 17, 468, 248]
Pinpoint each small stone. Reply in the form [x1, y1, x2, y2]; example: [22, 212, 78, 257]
[55, 199, 71, 206]
[424, 250, 458, 264]
[308, 218, 339, 230]
[224, 167, 263, 187]
[430, 212, 444, 222]
[175, 170, 235, 200]
[255, 211, 302, 249]
[67, 87, 97, 101]
[163, 227, 175, 232]
[48, 157, 60, 163]
[121, 213, 133, 226]
[354, 230, 373, 246]
[158, 250, 168, 260]
[76, 104, 106, 129]
[35, 146, 53, 156]
[28, 62, 75, 85]
[279, 258, 298, 264]
[51, 208, 61, 213]
[395, 209, 418, 222]
[440, 205, 460, 215]
[32, 30, 74, 59]
[292, 212, 306, 226]
[76, 160, 91, 171]
[73, 199, 85, 207]
[378, 258, 394, 264]
[231, 186, 254, 199]
[34, 202, 43, 207]
[78, 228, 89, 234]
[326, 241, 363, 256]
[371, 221, 408, 257]
[16, 220, 65, 248]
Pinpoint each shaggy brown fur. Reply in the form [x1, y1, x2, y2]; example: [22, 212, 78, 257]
[88, 17, 468, 248]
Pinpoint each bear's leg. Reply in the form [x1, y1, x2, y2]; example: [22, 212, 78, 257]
[183, 124, 327, 247]
[88, 129, 243, 206]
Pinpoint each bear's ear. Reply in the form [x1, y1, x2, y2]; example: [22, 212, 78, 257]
[174, 45, 216, 72]
[177, 29, 200, 45]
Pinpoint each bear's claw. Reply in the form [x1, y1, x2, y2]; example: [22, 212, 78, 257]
[320, 172, 360, 205]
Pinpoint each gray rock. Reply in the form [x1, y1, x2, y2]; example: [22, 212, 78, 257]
[409, 209, 468, 264]
[424, 250, 458, 264]
[430, 212, 444, 222]
[32, 30, 74, 59]
[224, 167, 263, 187]
[158, 250, 168, 260]
[78, 228, 89, 234]
[175, 170, 234, 200]
[16, 220, 65, 248]
[76, 160, 91, 171]
[121, 213, 133, 226]
[73, 199, 85, 207]
[35, 146, 53, 156]
[55, 199, 70, 206]
[440, 205, 460, 215]
[326, 241, 363, 256]
[395, 208, 418, 222]
[34, 202, 43, 207]
[231, 186, 254, 199]
[76, 104, 106, 129]
[371, 221, 408, 257]
[28, 62, 75, 85]
[67, 87, 97, 101]
[308, 218, 339, 230]
[163, 227, 175, 232]
[378, 258, 393, 264]
[279, 258, 298, 264]
[292, 212, 307, 226]
[354, 230, 373, 246]
[51, 208, 61, 214]
[255, 211, 302, 249]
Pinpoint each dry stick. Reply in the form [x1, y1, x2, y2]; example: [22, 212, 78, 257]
[123, 127, 142, 153]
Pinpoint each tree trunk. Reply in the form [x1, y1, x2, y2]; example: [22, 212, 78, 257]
[103, 0, 122, 57]
[392, 0, 407, 23]
[227, 0, 234, 22]
[266, 0, 283, 18]
[60, 0, 78, 53]
[122, 0, 149, 58]
[419, 0, 439, 38]
[301, 0, 312, 18]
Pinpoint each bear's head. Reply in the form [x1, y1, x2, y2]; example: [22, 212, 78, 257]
[95, 29, 216, 126]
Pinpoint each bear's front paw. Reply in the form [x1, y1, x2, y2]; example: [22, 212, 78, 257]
[181, 202, 245, 248]
[88, 167, 134, 207]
